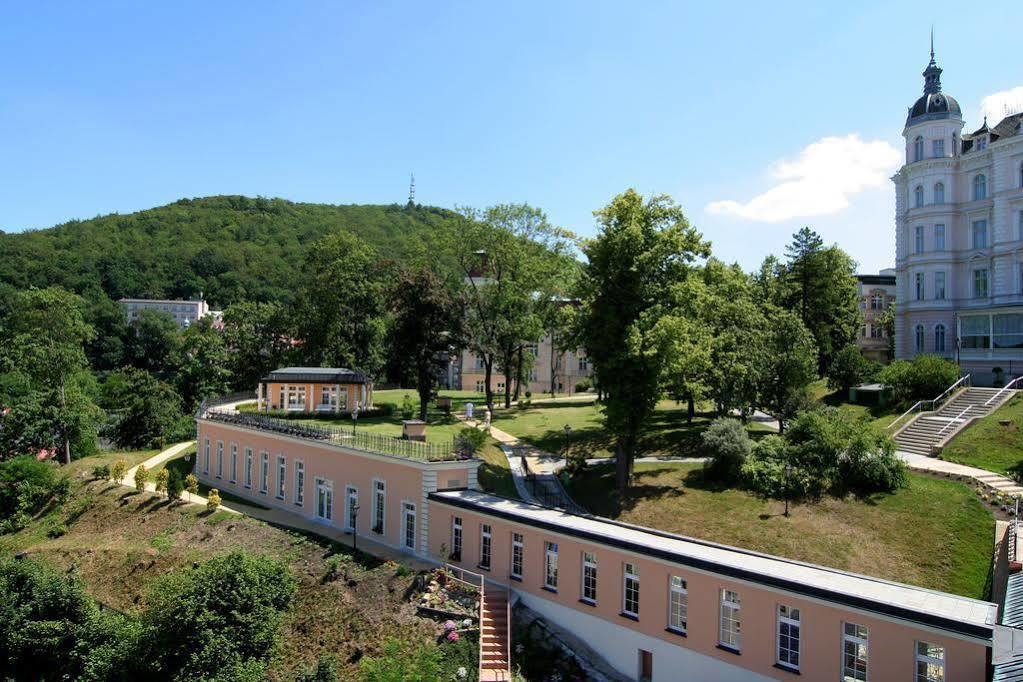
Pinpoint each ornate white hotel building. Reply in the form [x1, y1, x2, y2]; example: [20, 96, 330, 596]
[893, 49, 1023, 385]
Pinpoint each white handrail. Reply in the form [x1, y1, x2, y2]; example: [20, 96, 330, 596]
[935, 405, 973, 440]
[886, 374, 971, 432]
[985, 376, 1023, 406]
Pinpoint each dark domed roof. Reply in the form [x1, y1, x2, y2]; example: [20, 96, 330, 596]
[905, 46, 961, 126]
[908, 92, 961, 123]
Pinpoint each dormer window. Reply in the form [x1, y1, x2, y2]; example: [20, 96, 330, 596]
[973, 174, 987, 201]
[976, 137, 987, 151]
[913, 136, 924, 162]
[914, 186, 924, 208]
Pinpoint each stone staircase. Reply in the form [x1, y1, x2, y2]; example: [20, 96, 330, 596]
[894, 387, 1016, 455]
[479, 586, 512, 681]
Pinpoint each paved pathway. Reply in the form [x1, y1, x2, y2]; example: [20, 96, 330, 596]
[897, 451, 1023, 497]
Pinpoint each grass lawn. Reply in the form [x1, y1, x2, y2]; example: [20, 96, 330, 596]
[493, 399, 775, 459]
[942, 394, 1023, 476]
[0, 452, 467, 680]
[810, 379, 900, 431]
[567, 462, 994, 599]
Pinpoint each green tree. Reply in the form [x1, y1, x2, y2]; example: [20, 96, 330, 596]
[781, 227, 860, 374]
[387, 267, 464, 420]
[222, 301, 294, 391]
[176, 317, 230, 409]
[296, 231, 386, 375]
[101, 368, 184, 449]
[0, 287, 102, 463]
[155, 468, 170, 496]
[827, 345, 874, 393]
[124, 309, 182, 381]
[758, 309, 818, 433]
[143, 552, 297, 680]
[578, 190, 710, 489]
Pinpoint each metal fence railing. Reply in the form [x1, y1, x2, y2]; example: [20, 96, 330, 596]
[199, 402, 458, 462]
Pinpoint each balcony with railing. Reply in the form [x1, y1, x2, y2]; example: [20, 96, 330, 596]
[198, 396, 461, 462]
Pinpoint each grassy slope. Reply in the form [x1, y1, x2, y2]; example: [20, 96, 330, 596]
[810, 379, 900, 431]
[942, 394, 1023, 475]
[567, 462, 993, 599]
[0, 453, 445, 681]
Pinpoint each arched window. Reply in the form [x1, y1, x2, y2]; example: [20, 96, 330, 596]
[913, 136, 924, 162]
[914, 186, 924, 208]
[915, 324, 925, 352]
[935, 324, 946, 353]
[934, 182, 945, 204]
[973, 174, 987, 201]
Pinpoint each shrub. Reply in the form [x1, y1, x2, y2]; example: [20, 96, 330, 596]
[878, 355, 960, 405]
[110, 459, 129, 484]
[185, 473, 199, 498]
[827, 345, 873, 393]
[143, 551, 297, 680]
[134, 464, 149, 492]
[701, 418, 751, 482]
[359, 638, 444, 682]
[454, 427, 487, 459]
[574, 380, 590, 393]
[167, 468, 184, 501]
[155, 468, 169, 496]
[0, 457, 70, 534]
[91, 463, 111, 480]
[839, 429, 907, 494]
[400, 394, 415, 420]
[295, 654, 340, 682]
[206, 489, 221, 512]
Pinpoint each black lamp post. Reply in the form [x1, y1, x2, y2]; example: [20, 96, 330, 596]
[783, 463, 792, 518]
[352, 503, 360, 552]
[351, 402, 360, 436]
[563, 424, 572, 466]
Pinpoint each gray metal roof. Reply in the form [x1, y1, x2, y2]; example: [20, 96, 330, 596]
[430, 489, 997, 640]
[995, 573, 1023, 681]
[260, 367, 368, 384]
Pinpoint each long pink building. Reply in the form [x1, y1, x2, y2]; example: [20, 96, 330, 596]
[195, 404, 999, 681]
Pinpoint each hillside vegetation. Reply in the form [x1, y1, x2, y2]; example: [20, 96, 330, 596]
[0, 196, 461, 306]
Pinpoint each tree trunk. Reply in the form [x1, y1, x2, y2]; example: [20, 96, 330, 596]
[484, 358, 494, 411]
[503, 361, 512, 409]
[60, 382, 70, 465]
[550, 339, 557, 397]
[614, 431, 636, 491]
[513, 347, 524, 401]
[417, 364, 431, 421]
[687, 395, 695, 423]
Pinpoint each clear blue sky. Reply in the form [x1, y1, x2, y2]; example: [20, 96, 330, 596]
[2, 1, 1019, 272]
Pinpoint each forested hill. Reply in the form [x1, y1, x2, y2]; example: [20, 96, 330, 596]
[0, 196, 461, 306]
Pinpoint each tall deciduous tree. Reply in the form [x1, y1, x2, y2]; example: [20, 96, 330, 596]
[176, 317, 231, 410]
[388, 267, 464, 420]
[297, 231, 386, 375]
[578, 190, 710, 489]
[757, 308, 818, 432]
[221, 301, 294, 391]
[0, 287, 101, 463]
[101, 368, 184, 449]
[124, 309, 182, 381]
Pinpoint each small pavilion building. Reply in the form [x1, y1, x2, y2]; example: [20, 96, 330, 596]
[257, 367, 373, 413]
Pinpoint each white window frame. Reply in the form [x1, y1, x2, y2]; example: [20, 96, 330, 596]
[229, 443, 237, 483]
[972, 219, 988, 249]
[316, 478, 333, 522]
[276, 454, 286, 499]
[776, 604, 800, 671]
[915, 272, 924, 300]
[935, 223, 945, 250]
[244, 448, 253, 488]
[215, 441, 224, 479]
[668, 575, 687, 634]
[372, 479, 386, 535]
[932, 138, 944, 158]
[544, 541, 558, 590]
[719, 589, 741, 651]
[915, 324, 925, 352]
[293, 460, 304, 506]
[914, 641, 945, 682]
[451, 517, 462, 561]
[974, 268, 989, 299]
[622, 562, 640, 618]
[915, 225, 924, 253]
[914, 185, 924, 208]
[842, 622, 868, 682]
[259, 451, 269, 493]
[934, 271, 946, 300]
[511, 533, 523, 579]
[402, 501, 416, 551]
[479, 523, 492, 569]
[344, 485, 358, 532]
[581, 552, 597, 604]
[203, 439, 210, 475]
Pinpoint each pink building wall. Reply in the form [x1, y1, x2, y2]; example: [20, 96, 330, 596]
[428, 499, 990, 682]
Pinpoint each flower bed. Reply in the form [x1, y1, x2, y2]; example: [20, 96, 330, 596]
[415, 567, 480, 618]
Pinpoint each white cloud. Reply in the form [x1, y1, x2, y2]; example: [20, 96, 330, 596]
[705, 134, 901, 223]
[979, 86, 1023, 125]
